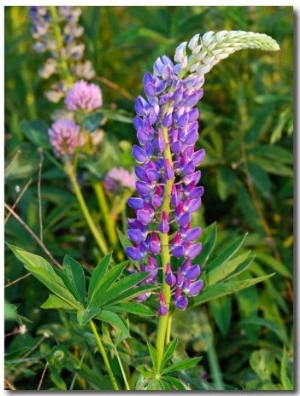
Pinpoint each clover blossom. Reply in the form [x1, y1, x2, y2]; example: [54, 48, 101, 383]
[65, 80, 103, 112]
[125, 30, 280, 316]
[104, 167, 136, 192]
[48, 119, 84, 157]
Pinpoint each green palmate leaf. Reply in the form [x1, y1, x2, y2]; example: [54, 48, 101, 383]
[188, 274, 275, 308]
[209, 295, 232, 336]
[216, 166, 236, 200]
[224, 256, 254, 280]
[108, 302, 154, 316]
[102, 284, 157, 306]
[7, 244, 79, 309]
[161, 338, 178, 370]
[77, 305, 102, 326]
[239, 317, 290, 347]
[95, 310, 130, 338]
[41, 294, 78, 311]
[87, 261, 128, 310]
[207, 233, 248, 272]
[20, 119, 52, 148]
[254, 251, 292, 279]
[60, 255, 86, 305]
[198, 222, 217, 267]
[206, 251, 252, 285]
[147, 378, 163, 390]
[87, 253, 112, 305]
[248, 163, 272, 198]
[94, 271, 151, 306]
[136, 365, 154, 378]
[164, 376, 188, 390]
[82, 112, 104, 132]
[99, 108, 133, 123]
[249, 144, 293, 165]
[252, 158, 293, 177]
[162, 356, 202, 375]
[147, 342, 158, 373]
[236, 183, 264, 234]
[160, 380, 172, 390]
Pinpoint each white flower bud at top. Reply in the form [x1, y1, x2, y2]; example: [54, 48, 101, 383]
[174, 42, 187, 63]
[175, 30, 279, 78]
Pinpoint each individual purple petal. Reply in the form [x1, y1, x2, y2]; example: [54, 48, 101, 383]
[172, 245, 185, 258]
[159, 211, 170, 234]
[183, 227, 202, 242]
[187, 186, 204, 199]
[127, 229, 145, 244]
[186, 279, 204, 296]
[126, 246, 145, 261]
[127, 197, 144, 210]
[158, 292, 168, 316]
[184, 265, 201, 281]
[136, 292, 151, 302]
[177, 212, 191, 226]
[165, 263, 176, 287]
[136, 181, 152, 196]
[165, 159, 174, 180]
[149, 233, 161, 254]
[173, 288, 188, 310]
[135, 96, 150, 116]
[176, 112, 189, 128]
[186, 242, 202, 258]
[183, 128, 199, 145]
[183, 160, 195, 175]
[132, 145, 148, 164]
[193, 148, 205, 166]
[137, 209, 154, 225]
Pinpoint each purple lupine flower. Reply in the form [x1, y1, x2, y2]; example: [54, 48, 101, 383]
[104, 167, 136, 192]
[125, 54, 205, 315]
[48, 119, 84, 157]
[65, 80, 102, 112]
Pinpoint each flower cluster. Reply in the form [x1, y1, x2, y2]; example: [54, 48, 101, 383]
[126, 56, 205, 314]
[125, 30, 280, 316]
[48, 80, 103, 156]
[48, 119, 84, 157]
[65, 80, 103, 112]
[104, 168, 136, 193]
[29, 6, 95, 102]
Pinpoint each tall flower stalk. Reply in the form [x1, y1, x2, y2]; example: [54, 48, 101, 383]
[125, 30, 279, 369]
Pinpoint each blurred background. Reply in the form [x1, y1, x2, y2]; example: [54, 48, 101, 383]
[5, 6, 293, 391]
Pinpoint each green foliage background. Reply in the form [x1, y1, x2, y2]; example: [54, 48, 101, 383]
[5, 6, 293, 391]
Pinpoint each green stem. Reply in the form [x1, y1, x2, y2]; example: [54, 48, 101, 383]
[89, 320, 119, 390]
[155, 123, 174, 371]
[64, 161, 108, 256]
[92, 182, 117, 248]
[49, 6, 73, 89]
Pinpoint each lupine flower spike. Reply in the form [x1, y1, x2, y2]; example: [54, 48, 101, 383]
[126, 30, 279, 315]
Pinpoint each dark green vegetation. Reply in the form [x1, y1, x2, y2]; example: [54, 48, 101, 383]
[5, 6, 293, 391]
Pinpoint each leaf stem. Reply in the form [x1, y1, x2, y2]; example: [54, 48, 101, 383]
[64, 161, 108, 256]
[89, 319, 119, 390]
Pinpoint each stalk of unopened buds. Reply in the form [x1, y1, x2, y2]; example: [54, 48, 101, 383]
[125, 30, 280, 316]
